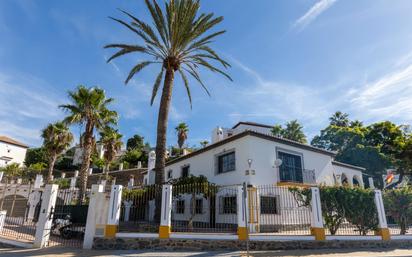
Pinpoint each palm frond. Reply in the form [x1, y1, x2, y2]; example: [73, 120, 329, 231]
[151, 68, 165, 105]
[125, 61, 153, 84]
[104, 44, 148, 62]
[178, 68, 192, 109]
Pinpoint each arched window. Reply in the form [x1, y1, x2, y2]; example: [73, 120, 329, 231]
[341, 173, 349, 186]
[353, 176, 361, 187]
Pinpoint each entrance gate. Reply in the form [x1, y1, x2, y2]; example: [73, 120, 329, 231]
[47, 188, 89, 247]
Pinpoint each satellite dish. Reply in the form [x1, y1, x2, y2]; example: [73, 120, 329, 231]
[274, 159, 283, 167]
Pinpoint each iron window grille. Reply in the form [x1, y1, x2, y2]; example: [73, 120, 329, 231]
[217, 152, 236, 174]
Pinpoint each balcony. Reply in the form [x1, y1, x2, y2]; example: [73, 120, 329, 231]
[278, 165, 316, 186]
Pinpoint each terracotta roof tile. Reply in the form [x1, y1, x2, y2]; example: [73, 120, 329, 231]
[0, 136, 29, 148]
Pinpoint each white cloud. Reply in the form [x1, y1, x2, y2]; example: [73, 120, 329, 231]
[0, 72, 65, 146]
[349, 63, 412, 122]
[293, 0, 338, 30]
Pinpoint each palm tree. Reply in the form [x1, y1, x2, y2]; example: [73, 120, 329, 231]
[199, 140, 209, 148]
[41, 122, 74, 183]
[60, 86, 118, 201]
[105, 0, 231, 186]
[175, 123, 189, 149]
[100, 127, 123, 176]
[329, 111, 350, 127]
[283, 120, 307, 144]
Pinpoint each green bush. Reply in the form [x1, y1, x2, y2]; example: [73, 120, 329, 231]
[383, 186, 412, 235]
[290, 186, 378, 235]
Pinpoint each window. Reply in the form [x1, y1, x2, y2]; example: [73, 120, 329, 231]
[181, 165, 190, 178]
[176, 200, 185, 214]
[220, 196, 237, 214]
[278, 151, 303, 183]
[217, 152, 236, 174]
[260, 196, 279, 214]
[195, 199, 203, 214]
[167, 170, 173, 179]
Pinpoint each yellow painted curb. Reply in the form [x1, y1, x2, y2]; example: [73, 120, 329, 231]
[311, 227, 326, 241]
[159, 225, 171, 239]
[237, 227, 248, 240]
[104, 224, 117, 238]
[376, 228, 391, 241]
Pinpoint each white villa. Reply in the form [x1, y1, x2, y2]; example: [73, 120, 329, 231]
[162, 121, 365, 188]
[141, 122, 367, 233]
[0, 136, 28, 167]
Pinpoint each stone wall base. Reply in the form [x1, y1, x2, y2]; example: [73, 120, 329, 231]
[93, 237, 412, 251]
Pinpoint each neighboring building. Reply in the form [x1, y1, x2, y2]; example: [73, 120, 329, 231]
[162, 121, 365, 187]
[0, 136, 29, 167]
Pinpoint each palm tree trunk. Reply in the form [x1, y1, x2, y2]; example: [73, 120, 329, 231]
[154, 68, 175, 222]
[79, 121, 94, 204]
[47, 154, 57, 183]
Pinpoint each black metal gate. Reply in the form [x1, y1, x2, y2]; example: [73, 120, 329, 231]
[47, 188, 89, 247]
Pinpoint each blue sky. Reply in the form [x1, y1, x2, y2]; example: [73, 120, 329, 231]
[1, 0, 412, 148]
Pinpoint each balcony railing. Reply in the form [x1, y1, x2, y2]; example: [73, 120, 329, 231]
[278, 166, 316, 185]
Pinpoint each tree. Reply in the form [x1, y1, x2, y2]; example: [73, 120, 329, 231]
[199, 140, 209, 148]
[41, 122, 74, 183]
[105, 0, 231, 189]
[271, 125, 283, 137]
[60, 86, 118, 202]
[384, 187, 412, 235]
[271, 120, 307, 143]
[283, 120, 307, 144]
[126, 134, 145, 151]
[175, 122, 189, 149]
[100, 126, 123, 173]
[329, 111, 349, 127]
[24, 147, 47, 167]
[1, 163, 22, 180]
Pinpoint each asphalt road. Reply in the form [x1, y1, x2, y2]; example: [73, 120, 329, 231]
[1, 248, 412, 257]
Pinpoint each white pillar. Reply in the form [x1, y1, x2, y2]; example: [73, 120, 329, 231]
[368, 177, 375, 189]
[33, 184, 59, 248]
[374, 189, 390, 240]
[74, 170, 79, 177]
[61, 172, 66, 179]
[0, 172, 3, 183]
[83, 184, 104, 249]
[0, 210, 6, 232]
[27, 189, 42, 221]
[105, 185, 122, 238]
[34, 175, 43, 189]
[70, 177, 77, 189]
[119, 163, 124, 171]
[123, 200, 133, 222]
[310, 187, 325, 240]
[237, 185, 248, 240]
[128, 177, 134, 188]
[159, 184, 172, 239]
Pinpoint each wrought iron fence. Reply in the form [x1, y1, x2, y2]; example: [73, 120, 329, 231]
[0, 183, 40, 243]
[119, 185, 162, 233]
[386, 216, 412, 235]
[249, 185, 312, 235]
[171, 183, 238, 233]
[47, 188, 90, 248]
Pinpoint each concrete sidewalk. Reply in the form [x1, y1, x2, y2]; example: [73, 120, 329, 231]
[1, 247, 412, 257]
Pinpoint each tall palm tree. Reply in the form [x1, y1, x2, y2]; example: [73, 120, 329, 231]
[100, 126, 123, 175]
[175, 122, 188, 149]
[105, 0, 231, 186]
[41, 122, 74, 183]
[60, 86, 118, 201]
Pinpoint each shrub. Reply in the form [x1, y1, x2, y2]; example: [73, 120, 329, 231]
[290, 186, 379, 235]
[383, 186, 412, 235]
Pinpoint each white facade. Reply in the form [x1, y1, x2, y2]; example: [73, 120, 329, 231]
[163, 122, 365, 187]
[0, 137, 28, 167]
